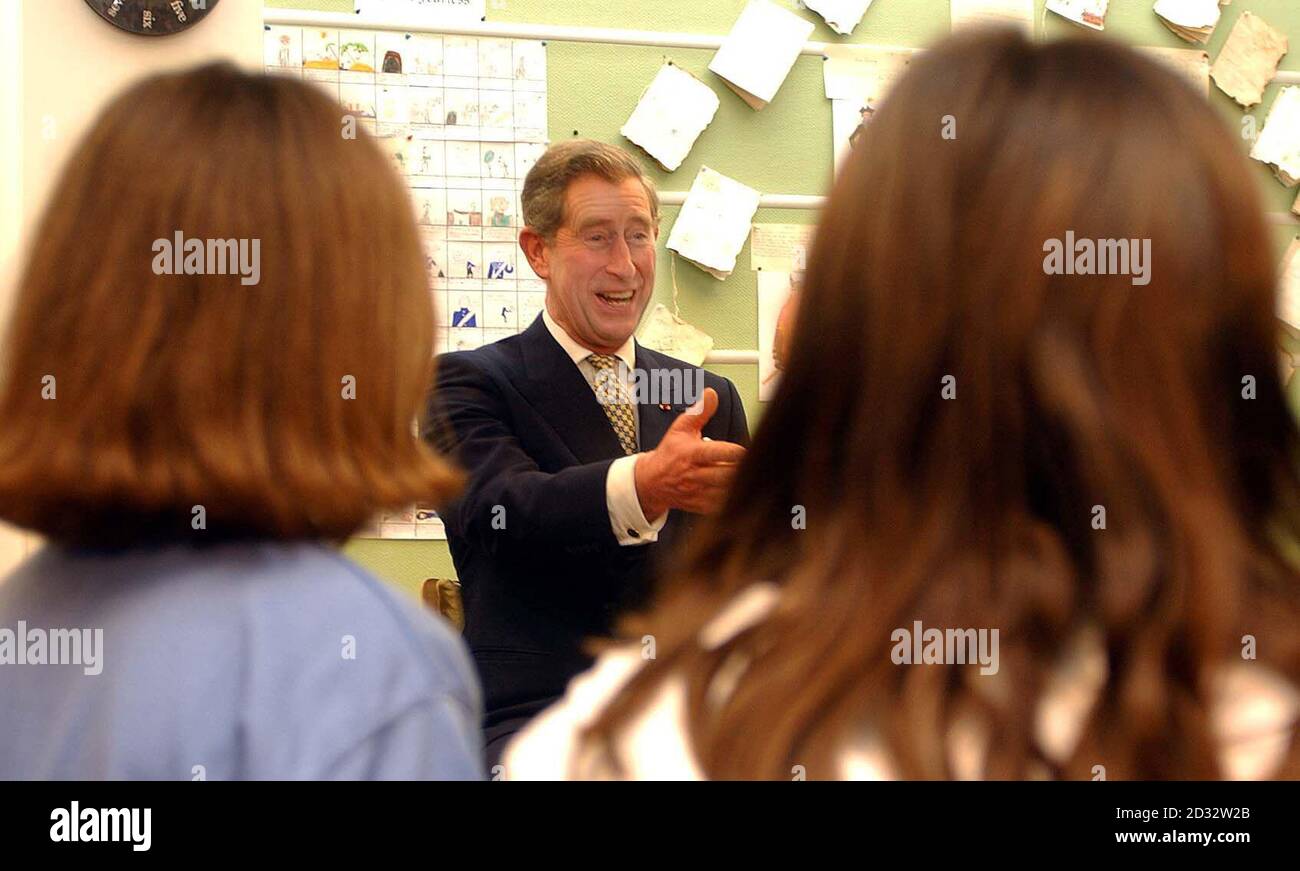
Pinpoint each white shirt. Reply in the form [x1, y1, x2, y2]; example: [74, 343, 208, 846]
[503, 584, 1300, 780]
[541, 306, 668, 546]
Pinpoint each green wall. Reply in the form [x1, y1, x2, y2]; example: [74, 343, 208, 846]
[265, 1, 1300, 598]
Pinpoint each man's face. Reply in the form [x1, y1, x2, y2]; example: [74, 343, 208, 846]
[522, 174, 657, 354]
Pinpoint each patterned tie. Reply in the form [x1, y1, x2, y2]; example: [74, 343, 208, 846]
[587, 354, 638, 456]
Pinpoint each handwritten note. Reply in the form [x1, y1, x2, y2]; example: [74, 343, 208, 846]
[751, 223, 815, 272]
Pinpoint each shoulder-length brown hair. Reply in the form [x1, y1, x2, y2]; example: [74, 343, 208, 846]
[0, 63, 460, 544]
[583, 29, 1300, 779]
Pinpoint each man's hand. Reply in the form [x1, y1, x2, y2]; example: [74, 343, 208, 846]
[634, 387, 746, 520]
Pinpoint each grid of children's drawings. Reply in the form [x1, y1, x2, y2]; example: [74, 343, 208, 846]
[265, 26, 550, 356]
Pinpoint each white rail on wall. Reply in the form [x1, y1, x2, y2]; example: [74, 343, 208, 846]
[263, 8, 1300, 364]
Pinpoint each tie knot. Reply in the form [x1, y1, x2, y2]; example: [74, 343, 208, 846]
[588, 354, 620, 370]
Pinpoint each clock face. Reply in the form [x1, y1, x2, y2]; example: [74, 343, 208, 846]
[83, 0, 220, 37]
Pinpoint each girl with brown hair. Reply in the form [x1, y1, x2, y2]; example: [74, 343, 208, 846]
[505, 29, 1300, 780]
[0, 64, 479, 779]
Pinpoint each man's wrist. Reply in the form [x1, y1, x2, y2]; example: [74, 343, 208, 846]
[634, 451, 668, 522]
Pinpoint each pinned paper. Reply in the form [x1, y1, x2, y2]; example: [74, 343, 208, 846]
[636, 303, 715, 367]
[1278, 237, 1300, 330]
[1046, 0, 1108, 31]
[823, 45, 915, 174]
[1153, 0, 1227, 46]
[1210, 12, 1289, 109]
[803, 0, 875, 36]
[621, 63, 720, 172]
[758, 271, 801, 401]
[1140, 46, 1211, 97]
[708, 0, 815, 110]
[1250, 86, 1300, 187]
[751, 224, 815, 272]
[950, 0, 1034, 35]
[666, 167, 762, 279]
[823, 44, 915, 102]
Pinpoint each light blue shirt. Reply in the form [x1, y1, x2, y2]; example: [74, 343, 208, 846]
[0, 540, 483, 780]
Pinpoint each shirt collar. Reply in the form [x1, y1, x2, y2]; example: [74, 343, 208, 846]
[542, 304, 637, 371]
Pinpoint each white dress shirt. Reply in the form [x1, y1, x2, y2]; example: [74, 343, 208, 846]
[541, 307, 668, 546]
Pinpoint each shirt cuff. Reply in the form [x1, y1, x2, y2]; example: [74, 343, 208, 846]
[607, 454, 668, 546]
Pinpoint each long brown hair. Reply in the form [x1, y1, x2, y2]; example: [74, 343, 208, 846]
[582, 30, 1300, 779]
[0, 63, 460, 544]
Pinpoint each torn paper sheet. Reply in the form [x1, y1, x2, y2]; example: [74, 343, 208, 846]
[950, 0, 1034, 35]
[1210, 12, 1289, 109]
[1153, 0, 1227, 45]
[751, 223, 815, 272]
[823, 44, 915, 102]
[1250, 86, 1300, 187]
[758, 271, 801, 401]
[803, 0, 874, 36]
[666, 167, 762, 279]
[1046, 0, 1108, 31]
[636, 303, 715, 367]
[621, 63, 720, 172]
[708, 0, 815, 110]
[1278, 237, 1300, 330]
[1140, 46, 1211, 97]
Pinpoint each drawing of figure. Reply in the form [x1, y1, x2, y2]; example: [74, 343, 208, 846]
[466, 261, 477, 279]
[446, 110, 458, 126]
[848, 103, 875, 150]
[487, 261, 514, 280]
[419, 200, 433, 224]
[383, 50, 402, 74]
[489, 196, 511, 227]
[278, 34, 292, 67]
[452, 306, 477, 328]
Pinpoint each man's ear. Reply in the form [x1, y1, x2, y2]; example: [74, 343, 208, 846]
[518, 227, 550, 280]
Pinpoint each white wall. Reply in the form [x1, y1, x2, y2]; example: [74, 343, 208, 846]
[0, 0, 264, 574]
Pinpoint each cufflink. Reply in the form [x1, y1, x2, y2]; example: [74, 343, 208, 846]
[658, 403, 671, 411]
[627, 528, 639, 538]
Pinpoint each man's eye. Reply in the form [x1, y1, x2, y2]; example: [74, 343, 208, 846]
[586, 234, 607, 244]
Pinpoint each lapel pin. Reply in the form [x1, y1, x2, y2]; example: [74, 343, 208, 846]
[658, 402, 672, 411]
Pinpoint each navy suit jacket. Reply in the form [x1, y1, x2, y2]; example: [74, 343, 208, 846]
[424, 314, 750, 730]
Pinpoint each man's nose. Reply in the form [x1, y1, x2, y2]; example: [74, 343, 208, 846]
[605, 235, 637, 280]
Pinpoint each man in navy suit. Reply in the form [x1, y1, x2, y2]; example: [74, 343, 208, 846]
[425, 140, 749, 769]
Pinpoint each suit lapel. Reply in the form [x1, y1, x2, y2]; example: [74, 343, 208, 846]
[636, 345, 688, 453]
[517, 314, 625, 464]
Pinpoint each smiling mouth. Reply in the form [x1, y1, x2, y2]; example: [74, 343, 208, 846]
[596, 291, 636, 307]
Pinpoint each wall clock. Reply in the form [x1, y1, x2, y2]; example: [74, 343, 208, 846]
[83, 0, 220, 37]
